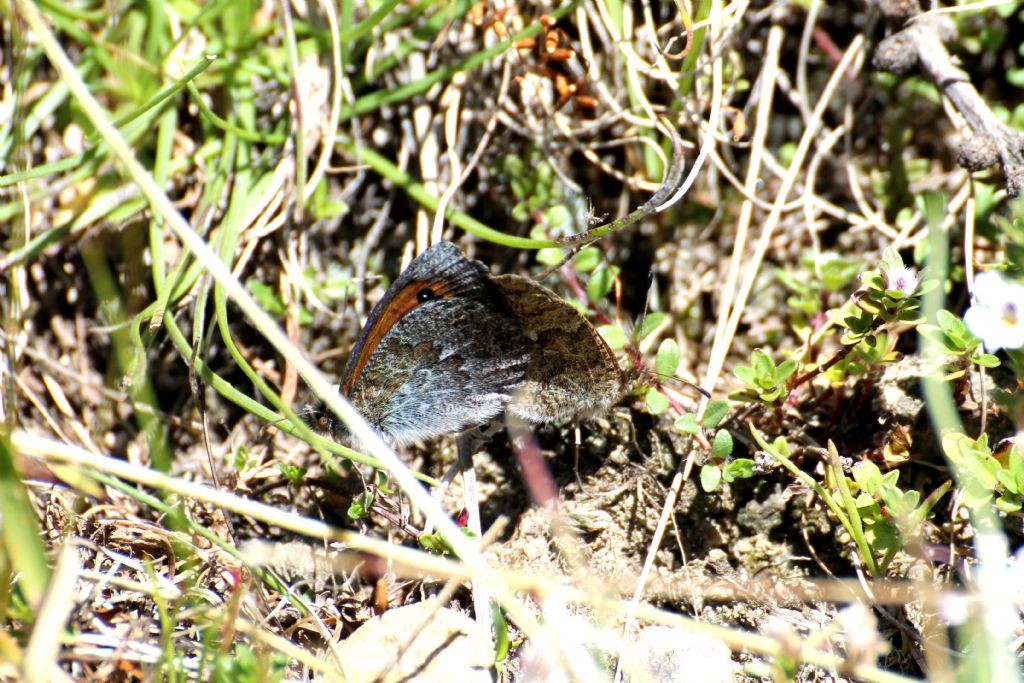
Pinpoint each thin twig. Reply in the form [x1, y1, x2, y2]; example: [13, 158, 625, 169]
[873, 10, 1024, 196]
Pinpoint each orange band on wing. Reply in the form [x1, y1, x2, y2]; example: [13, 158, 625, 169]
[340, 277, 458, 395]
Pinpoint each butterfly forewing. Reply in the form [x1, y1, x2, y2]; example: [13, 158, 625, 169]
[339, 242, 530, 445]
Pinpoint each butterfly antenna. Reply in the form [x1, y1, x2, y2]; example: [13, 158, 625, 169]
[646, 367, 711, 399]
[556, 118, 686, 248]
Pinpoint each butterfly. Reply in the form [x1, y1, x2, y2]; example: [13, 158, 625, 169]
[309, 241, 624, 447]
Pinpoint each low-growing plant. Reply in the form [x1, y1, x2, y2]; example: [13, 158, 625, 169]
[276, 462, 307, 487]
[942, 433, 1024, 513]
[731, 349, 798, 405]
[673, 400, 754, 492]
[503, 150, 577, 242]
[737, 248, 937, 405]
[753, 431, 951, 577]
[821, 331, 901, 385]
[348, 491, 375, 520]
[919, 309, 1001, 381]
[348, 471, 395, 520]
[775, 251, 860, 334]
[848, 461, 952, 572]
[819, 248, 934, 387]
[247, 279, 313, 324]
[835, 247, 935, 344]
[642, 338, 682, 415]
[212, 643, 287, 683]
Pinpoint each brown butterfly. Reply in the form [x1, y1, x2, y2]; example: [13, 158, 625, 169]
[309, 241, 623, 446]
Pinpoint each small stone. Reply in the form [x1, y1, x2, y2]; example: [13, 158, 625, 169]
[873, 356, 927, 423]
[873, 32, 919, 75]
[563, 508, 614, 534]
[875, 0, 920, 21]
[736, 485, 786, 534]
[517, 608, 610, 682]
[331, 601, 493, 683]
[957, 133, 1001, 172]
[621, 627, 733, 683]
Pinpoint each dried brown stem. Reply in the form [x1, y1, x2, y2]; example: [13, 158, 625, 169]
[873, 10, 1024, 196]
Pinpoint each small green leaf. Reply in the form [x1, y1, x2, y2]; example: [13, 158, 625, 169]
[587, 265, 617, 303]
[896, 310, 925, 325]
[700, 464, 722, 492]
[880, 246, 905, 272]
[316, 266, 354, 301]
[655, 339, 680, 378]
[778, 141, 798, 167]
[772, 436, 791, 457]
[919, 325, 960, 354]
[504, 154, 524, 178]
[774, 359, 798, 383]
[347, 491, 374, 519]
[374, 470, 395, 495]
[711, 430, 734, 459]
[733, 365, 758, 387]
[597, 324, 628, 350]
[234, 444, 251, 471]
[751, 350, 774, 376]
[853, 461, 883, 491]
[774, 268, 806, 293]
[537, 160, 553, 185]
[728, 389, 763, 403]
[311, 178, 350, 219]
[701, 400, 729, 429]
[277, 463, 307, 485]
[674, 413, 700, 435]
[573, 247, 603, 272]
[543, 204, 571, 229]
[963, 481, 994, 508]
[820, 259, 860, 292]
[493, 604, 511, 663]
[248, 280, 286, 316]
[645, 388, 671, 414]
[936, 309, 965, 336]
[974, 353, 1001, 368]
[511, 202, 529, 222]
[536, 247, 564, 266]
[512, 183, 529, 205]
[860, 270, 885, 291]
[1010, 446, 1024, 469]
[419, 533, 455, 555]
[996, 469, 1022, 495]
[724, 458, 756, 480]
[995, 496, 1022, 513]
[419, 534, 442, 552]
[634, 312, 667, 343]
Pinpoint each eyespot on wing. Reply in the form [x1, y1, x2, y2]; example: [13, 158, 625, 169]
[335, 242, 531, 445]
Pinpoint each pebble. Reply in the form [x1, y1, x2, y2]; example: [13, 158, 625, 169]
[330, 601, 492, 683]
[621, 626, 733, 683]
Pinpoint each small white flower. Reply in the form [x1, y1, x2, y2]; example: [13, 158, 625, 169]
[885, 266, 920, 296]
[964, 271, 1024, 351]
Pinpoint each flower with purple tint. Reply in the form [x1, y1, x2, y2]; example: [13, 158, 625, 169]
[884, 265, 920, 297]
[964, 271, 1024, 352]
